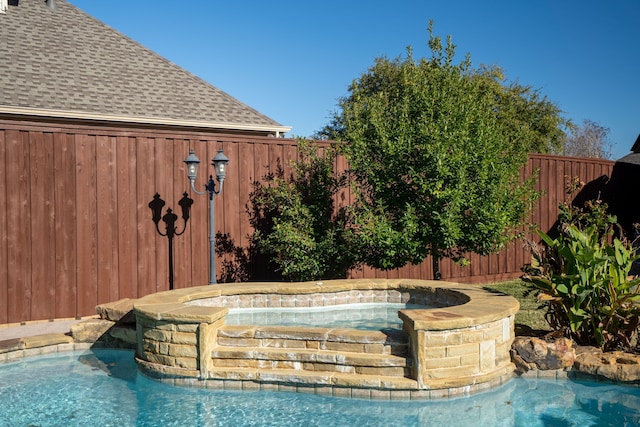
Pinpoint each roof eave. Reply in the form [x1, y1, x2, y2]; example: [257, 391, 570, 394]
[0, 106, 292, 137]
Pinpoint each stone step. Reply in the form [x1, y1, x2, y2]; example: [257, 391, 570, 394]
[208, 366, 419, 390]
[212, 346, 411, 367]
[212, 345, 412, 377]
[212, 357, 411, 377]
[217, 325, 409, 356]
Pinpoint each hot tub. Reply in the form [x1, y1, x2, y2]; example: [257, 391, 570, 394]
[133, 279, 519, 399]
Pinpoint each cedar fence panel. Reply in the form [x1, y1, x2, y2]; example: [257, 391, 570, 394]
[0, 129, 6, 324]
[0, 118, 616, 323]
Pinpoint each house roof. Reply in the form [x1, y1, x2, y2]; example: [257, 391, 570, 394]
[615, 134, 640, 164]
[0, 0, 290, 136]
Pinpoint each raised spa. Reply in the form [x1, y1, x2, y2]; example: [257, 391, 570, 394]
[133, 279, 519, 399]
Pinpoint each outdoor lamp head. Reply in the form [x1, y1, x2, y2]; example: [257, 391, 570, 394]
[184, 149, 201, 182]
[212, 149, 229, 182]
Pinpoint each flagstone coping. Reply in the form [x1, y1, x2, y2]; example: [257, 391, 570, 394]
[132, 279, 520, 329]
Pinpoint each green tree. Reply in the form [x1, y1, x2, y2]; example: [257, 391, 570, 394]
[249, 140, 357, 281]
[471, 65, 568, 154]
[318, 35, 568, 156]
[330, 22, 540, 278]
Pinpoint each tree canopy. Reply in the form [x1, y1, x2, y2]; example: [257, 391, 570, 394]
[319, 28, 568, 155]
[326, 23, 544, 277]
[560, 119, 612, 159]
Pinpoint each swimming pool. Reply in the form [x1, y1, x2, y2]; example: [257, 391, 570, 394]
[1, 349, 639, 426]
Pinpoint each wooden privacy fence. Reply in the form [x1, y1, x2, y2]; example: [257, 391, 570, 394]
[0, 118, 616, 323]
[349, 153, 615, 283]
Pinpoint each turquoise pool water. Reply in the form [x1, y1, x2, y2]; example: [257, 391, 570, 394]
[225, 303, 428, 330]
[1, 350, 639, 426]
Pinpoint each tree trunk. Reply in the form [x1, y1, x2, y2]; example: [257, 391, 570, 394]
[432, 252, 442, 280]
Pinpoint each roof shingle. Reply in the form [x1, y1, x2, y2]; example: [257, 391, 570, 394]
[0, 0, 289, 135]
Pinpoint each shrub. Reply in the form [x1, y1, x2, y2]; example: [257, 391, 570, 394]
[523, 176, 640, 350]
[248, 140, 358, 281]
[523, 225, 640, 350]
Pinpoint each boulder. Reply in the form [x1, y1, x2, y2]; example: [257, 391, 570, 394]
[70, 319, 114, 343]
[109, 324, 137, 345]
[574, 348, 640, 382]
[511, 336, 575, 372]
[96, 298, 135, 324]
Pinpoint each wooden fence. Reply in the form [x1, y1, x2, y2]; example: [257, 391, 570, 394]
[0, 118, 616, 323]
[349, 153, 615, 283]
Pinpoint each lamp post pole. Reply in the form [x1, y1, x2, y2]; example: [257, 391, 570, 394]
[184, 148, 229, 284]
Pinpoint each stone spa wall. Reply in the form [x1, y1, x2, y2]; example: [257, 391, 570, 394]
[133, 279, 519, 399]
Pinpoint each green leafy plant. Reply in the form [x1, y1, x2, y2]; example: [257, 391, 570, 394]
[557, 176, 618, 239]
[523, 224, 640, 350]
[523, 177, 640, 350]
[248, 140, 358, 281]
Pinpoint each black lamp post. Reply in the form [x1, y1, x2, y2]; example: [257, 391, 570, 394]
[148, 192, 193, 290]
[184, 148, 229, 284]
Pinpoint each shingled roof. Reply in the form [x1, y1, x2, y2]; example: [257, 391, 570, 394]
[0, 0, 290, 136]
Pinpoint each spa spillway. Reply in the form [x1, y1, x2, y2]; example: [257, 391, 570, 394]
[133, 279, 519, 399]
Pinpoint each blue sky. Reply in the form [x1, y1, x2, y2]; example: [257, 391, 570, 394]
[69, 0, 639, 159]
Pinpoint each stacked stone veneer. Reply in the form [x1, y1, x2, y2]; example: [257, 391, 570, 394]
[401, 311, 514, 390]
[134, 279, 519, 399]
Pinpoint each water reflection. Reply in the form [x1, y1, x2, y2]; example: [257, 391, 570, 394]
[225, 303, 428, 330]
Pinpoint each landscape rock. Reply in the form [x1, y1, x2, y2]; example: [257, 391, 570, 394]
[511, 336, 575, 372]
[574, 347, 640, 382]
[70, 319, 115, 343]
[109, 324, 137, 345]
[96, 298, 135, 324]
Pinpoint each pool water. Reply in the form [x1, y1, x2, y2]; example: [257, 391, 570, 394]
[225, 303, 428, 330]
[1, 350, 640, 426]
